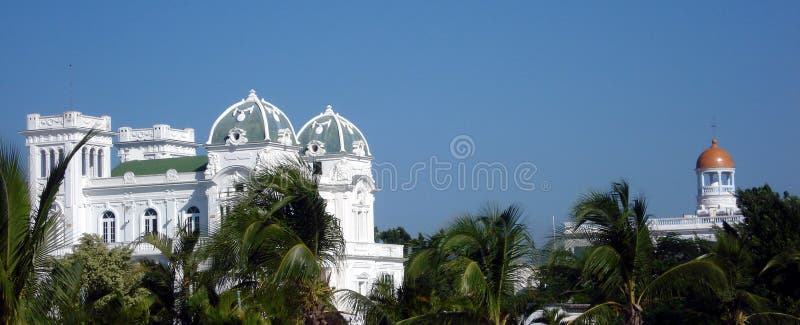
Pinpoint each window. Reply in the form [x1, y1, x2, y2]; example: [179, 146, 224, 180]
[186, 206, 200, 233]
[40, 150, 47, 177]
[721, 172, 733, 186]
[102, 211, 115, 243]
[313, 161, 322, 175]
[381, 273, 394, 285]
[89, 148, 95, 177]
[144, 208, 158, 235]
[82, 148, 87, 176]
[49, 149, 56, 173]
[58, 148, 65, 165]
[97, 149, 104, 177]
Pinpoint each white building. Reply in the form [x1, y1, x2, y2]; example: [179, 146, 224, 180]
[647, 138, 744, 239]
[21, 89, 404, 299]
[565, 138, 744, 246]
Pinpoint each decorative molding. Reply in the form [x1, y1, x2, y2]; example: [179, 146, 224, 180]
[205, 153, 219, 178]
[166, 169, 179, 182]
[305, 140, 326, 156]
[226, 127, 248, 146]
[254, 148, 272, 171]
[123, 172, 136, 184]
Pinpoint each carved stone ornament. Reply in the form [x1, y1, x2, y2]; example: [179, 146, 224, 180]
[233, 104, 254, 122]
[255, 148, 272, 170]
[305, 140, 326, 156]
[205, 153, 219, 178]
[352, 140, 366, 156]
[166, 169, 179, 182]
[277, 128, 294, 145]
[123, 171, 136, 184]
[226, 127, 248, 146]
[331, 159, 351, 182]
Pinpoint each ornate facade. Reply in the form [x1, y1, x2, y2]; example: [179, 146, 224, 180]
[21, 90, 404, 304]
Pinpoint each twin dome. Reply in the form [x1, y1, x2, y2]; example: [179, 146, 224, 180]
[207, 89, 371, 157]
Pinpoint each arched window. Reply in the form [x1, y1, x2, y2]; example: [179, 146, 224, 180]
[89, 148, 95, 177]
[82, 148, 87, 176]
[102, 211, 115, 243]
[49, 149, 56, 173]
[144, 208, 158, 235]
[97, 149, 104, 177]
[58, 148, 65, 165]
[40, 149, 47, 177]
[186, 206, 200, 233]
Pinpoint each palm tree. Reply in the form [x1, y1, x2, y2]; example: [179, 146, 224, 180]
[705, 225, 800, 325]
[531, 307, 569, 325]
[570, 180, 727, 325]
[138, 225, 204, 324]
[337, 276, 405, 325]
[0, 131, 95, 323]
[404, 204, 535, 325]
[205, 159, 345, 323]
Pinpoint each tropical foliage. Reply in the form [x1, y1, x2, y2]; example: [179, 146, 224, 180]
[0, 131, 95, 323]
[1, 131, 799, 325]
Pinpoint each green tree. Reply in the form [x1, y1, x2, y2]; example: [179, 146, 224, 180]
[47, 234, 152, 323]
[570, 180, 727, 325]
[376, 227, 412, 245]
[700, 225, 800, 325]
[205, 159, 345, 323]
[404, 204, 536, 325]
[0, 132, 94, 324]
[736, 185, 800, 315]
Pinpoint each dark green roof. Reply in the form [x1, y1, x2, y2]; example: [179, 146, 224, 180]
[111, 156, 208, 177]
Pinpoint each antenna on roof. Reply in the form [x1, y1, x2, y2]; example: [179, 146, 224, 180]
[68, 64, 74, 109]
[711, 116, 717, 139]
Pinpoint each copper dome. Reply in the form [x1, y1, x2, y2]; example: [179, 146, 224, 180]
[696, 138, 735, 169]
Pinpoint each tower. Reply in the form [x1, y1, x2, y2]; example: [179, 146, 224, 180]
[695, 138, 740, 217]
[296, 105, 375, 243]
[21, 111, 114, 240]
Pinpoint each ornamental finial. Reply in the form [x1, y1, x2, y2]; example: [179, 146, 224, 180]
[324, 104, 334, 114]
[247, 89, 258, 101]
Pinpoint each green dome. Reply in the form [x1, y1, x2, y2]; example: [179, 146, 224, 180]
[207, 90, 297, 146]
[297, 105, 371, 157]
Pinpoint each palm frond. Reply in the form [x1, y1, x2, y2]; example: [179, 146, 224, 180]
[274, 243, 321, 283]
[582, 245, 623, 297]
[744, 311, 800, 325]
[639, 259, 728, 304]
[568, 301, 623, 325]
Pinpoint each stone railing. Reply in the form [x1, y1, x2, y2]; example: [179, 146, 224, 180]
[345, 242, 404, 259]
[564, 214, 744, 235]
[51, 241, 161, 257]
[648, 215, 743, 228]
[27, 111, 112, 131]
[701, 185, 735, 195]
[118, 124, 195, 143]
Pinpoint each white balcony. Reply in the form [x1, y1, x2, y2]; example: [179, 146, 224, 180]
[701, 185, 735, 195]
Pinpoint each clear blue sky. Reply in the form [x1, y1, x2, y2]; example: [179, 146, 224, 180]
[2, 1, 798, 244]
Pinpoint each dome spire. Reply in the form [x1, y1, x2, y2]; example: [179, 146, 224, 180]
[324, 104, 334, 114]
[247, 89, 258, 101]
